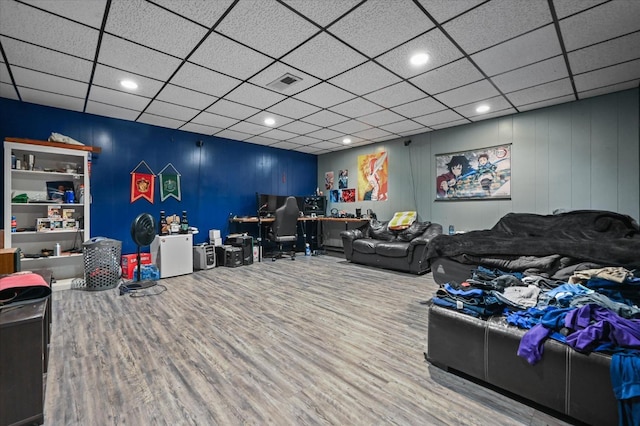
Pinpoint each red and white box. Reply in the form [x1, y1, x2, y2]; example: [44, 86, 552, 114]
[121, 253, 152, 279]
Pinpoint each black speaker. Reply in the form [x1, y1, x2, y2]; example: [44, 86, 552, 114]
[226, 235, 253, 265]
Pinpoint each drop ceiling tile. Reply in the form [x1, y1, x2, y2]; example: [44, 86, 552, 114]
[19, 87, 84, 112]
[559, 1, 640, 51]
[206, 99, 259, 120]
[106, 0, 207, 58]
[138, 113, 185, 129]
[288, 135, 321, 145]
[260, 129, 299, 141]
[309, 140, 342, 150]
[170, 62, 240, 97]
[363, 82, 426, 108]
[0, 1, 99, 59]
[413, 109, 462, 127]
[453, 95, 512, 118]
[431, 118, 469, 130]
[391, 97, 446, 118]
[11, 67, 87, 98]
[410, 58, 484, 95]
[371, 133, 398, 143]
[506, 78, 575, 106]
[192, 111, 238, 129]
[468, 107, 517, 122]
[443, 0, 552, 54]
[246, 112, 294, 128]
[306, 128, 344, 141]
[179, 122, 222, 136]
[375, 28, 464, 79]
[417, 0, 485, 23]
[225, 83, 286, 110]
[578, 80, 640, 99]
[397, 127, 431, 137]
[302, 110, 348, 127]
[329, 120, 371, 135]
[281, 32, 368, 80]
[330, 135, 365, 145]
[352, 127, 393, 140]
[23, 0, 107, 28]
[471, 25, 562, 77]
[189, 33, 273, 80]
[88, 85, 150, 110]
[153, 0, 235, 28]
[215, 0, 319, 58]
[553, 0, 607, 19]
[266, 98, 321, 120]
[228, 120, 271, 135]
[214, 129, 252, 142]
[278, 120, 321, 135]
[0, 82, 19, 100]
[568, 32, 640, 74]
[86, 100, 140, 121]
[92, 64, 164, 98]
[517, 94, 576, 112]
[249, 62, 321, 96]
[328, 0, 434, 57]
[492, 56, 568, 94]
[329, 61, 401, 96]
[358, 109, 405, 127]
[379, 119, 424, 134]
[293, 82, 355, 108]
[282, 0, 361, 26]
[145, 99, 199, 122]
[99, 34, 182, 81]
[328, 97, 383, 118]
[573, 59, 640, 93]
[156, 84, 218, 110]
[243, 135, 279, 146]
[0, 37, 93, 82]
[0, 62, 10, 84]
[266, 140, 300, 150]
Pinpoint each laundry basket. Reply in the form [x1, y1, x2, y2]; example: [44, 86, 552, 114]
[83, 237, 122, 291]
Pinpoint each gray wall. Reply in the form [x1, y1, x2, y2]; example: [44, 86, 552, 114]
[317, 88, 639, 231]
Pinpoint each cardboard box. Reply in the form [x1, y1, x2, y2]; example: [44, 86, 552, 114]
[121, 253, 152, 279]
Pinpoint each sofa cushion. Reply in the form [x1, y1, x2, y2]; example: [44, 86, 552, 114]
[367, 220, 396, 241]
[375, 241, 410, 258]
[398, 221, 430, 242]
[352, 239, 378, 254]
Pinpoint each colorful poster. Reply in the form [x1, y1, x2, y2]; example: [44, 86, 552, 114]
[338, 169, 348, 189]
[130, 160, 155, 203]
[325, 171, 334, 190]
[357, 152, 388, 201]
[330, 188, 356, 203]
[435, 144, 511, 200]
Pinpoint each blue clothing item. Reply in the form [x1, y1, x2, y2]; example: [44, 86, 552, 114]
[506, 306, 560, 329]
[565, 304, 640, 353]
[543, 283, 594, 307]
[444, 283, 484, 297]
[610, 352, 640, 426]
[431, 297, 480, 318]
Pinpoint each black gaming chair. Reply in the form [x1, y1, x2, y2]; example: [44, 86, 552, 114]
[267, 196, 299, 261]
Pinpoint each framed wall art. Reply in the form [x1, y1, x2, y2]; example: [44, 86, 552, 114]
[435, 144, 511, 201]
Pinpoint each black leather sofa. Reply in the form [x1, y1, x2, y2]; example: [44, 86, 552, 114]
[340, 219, 442, 275]
[427, 302, 617, 426]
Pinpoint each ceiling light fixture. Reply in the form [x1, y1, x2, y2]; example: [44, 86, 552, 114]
[264, 117, 276, 126]
[343, 138, 352, 144]
[120, 79, 138, 90]
[409, 53, 429, 66]
[476, 105, 490, 113]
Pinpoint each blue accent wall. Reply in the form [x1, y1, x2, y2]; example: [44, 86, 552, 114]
[1, 98, 317, 254]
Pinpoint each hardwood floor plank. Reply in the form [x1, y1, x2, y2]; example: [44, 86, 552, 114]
[43, 255, 575, 425]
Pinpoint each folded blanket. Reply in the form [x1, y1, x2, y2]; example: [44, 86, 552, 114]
[0, 271, 51, 308]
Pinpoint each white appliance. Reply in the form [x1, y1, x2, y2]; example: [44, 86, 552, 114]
[150, 234, 193, 278]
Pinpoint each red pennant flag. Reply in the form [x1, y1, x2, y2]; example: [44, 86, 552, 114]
[131, 172, 155, 203]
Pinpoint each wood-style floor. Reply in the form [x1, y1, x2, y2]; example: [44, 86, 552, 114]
[44, 254, 576, 425]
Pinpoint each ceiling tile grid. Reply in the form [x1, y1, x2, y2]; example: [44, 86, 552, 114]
[0, 0, 638, 153]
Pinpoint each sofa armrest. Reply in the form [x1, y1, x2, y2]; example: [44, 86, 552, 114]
[410, 223, 443, 247]
[340, 229, 364, 260]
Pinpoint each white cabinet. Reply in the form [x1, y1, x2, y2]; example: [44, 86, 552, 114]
[150, 234, 193, 278]
[3, 139, 91, 279]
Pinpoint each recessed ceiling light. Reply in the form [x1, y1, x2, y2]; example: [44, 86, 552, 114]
[264, 117, 275, 126]
[476, 105, 490, 113]
[120, 79, 138, 90]
[409, 53, 429, 66]
[343, 138, 352, 144]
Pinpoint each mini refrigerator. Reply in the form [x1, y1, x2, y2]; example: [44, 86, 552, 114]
[150, 234, 193, 278]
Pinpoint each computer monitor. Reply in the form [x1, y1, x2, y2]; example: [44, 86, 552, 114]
[303, 196, 326, 216]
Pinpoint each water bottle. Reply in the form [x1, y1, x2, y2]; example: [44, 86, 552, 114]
[305, 243, 311, 256]
[54, 243, 61, 257]
[11, 216, 17, 232]
[449, 225, 455, 235]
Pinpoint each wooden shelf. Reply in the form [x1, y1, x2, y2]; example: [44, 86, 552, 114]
[5, 137, 102, 154]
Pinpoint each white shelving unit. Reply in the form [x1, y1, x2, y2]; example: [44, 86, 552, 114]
[3, 139, 91, 280]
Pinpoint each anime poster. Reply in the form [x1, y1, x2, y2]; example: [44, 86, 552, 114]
[325, 171, 334, 190]
[357, 152, 388, 201]
[435, 144, 511, 200]
[338, 169, 349, 189]
[330, 188, 356, 203]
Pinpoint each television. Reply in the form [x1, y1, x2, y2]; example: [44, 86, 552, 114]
[303, 196, 326, 216]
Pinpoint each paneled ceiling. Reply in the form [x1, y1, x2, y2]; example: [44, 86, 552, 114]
[1, 0, 639, 154]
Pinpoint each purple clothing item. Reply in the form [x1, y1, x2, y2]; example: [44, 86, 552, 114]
[564, 304, 640, 352]
[517, 323, 552, 364]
